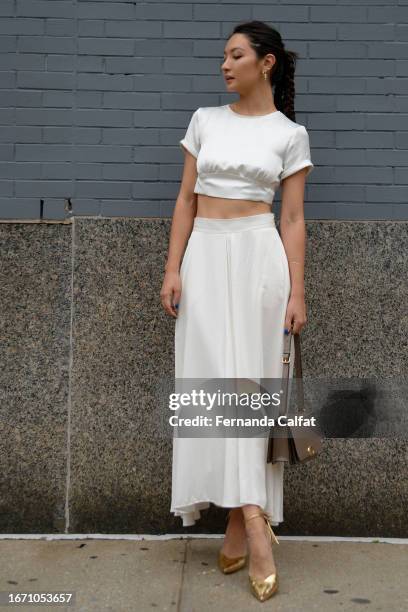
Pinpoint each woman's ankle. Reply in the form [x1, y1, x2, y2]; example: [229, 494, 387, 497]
[221, 509, 248, 556]
[228, 507, 243, 520]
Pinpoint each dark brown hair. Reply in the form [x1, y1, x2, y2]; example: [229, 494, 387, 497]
[229, 20, 299, 122]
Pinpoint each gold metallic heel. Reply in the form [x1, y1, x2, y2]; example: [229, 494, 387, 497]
[263, 512, 280, 546]
[248, 572, 279, 602]
[218, 550, 247, 574]
[218, 509, 248, 574]
[245, 511, 279, 602]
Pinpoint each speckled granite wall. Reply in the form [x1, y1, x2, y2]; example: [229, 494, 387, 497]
[0, 223, 72, 532]
[0, 218, 407, 536]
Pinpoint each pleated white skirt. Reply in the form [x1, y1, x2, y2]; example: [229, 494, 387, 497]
[170, 212, 294, 527]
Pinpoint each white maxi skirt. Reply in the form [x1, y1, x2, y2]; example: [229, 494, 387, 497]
[170, 212, 294, 527]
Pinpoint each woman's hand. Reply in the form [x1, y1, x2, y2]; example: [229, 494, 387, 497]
[160, 270, 182, 318]
[284, 293, 307, 335]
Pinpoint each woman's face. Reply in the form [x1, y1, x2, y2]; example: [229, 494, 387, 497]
[221, 33, 272, 93]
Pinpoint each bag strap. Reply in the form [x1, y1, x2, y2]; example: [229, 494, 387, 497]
[281, 330, 305, 415]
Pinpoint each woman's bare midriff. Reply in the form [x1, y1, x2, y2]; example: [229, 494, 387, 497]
[196, 194, 271, 219]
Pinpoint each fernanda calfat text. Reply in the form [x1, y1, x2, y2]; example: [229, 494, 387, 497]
[169, 415, 317, 427]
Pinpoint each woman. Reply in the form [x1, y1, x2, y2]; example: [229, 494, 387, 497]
[161, 20, 313, 603]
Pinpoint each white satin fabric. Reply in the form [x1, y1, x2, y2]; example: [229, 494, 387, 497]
[170, 212, 294, 527]
[179, 105, 314, 205]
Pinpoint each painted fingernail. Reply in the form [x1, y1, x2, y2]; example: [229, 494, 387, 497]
[284, 328, 289, 334]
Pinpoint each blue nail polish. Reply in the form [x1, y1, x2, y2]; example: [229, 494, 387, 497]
[175, 304, 179, 309]
[284, 328, 289, 335]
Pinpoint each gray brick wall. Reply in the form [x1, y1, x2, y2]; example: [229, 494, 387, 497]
[0, 0, 407, 219]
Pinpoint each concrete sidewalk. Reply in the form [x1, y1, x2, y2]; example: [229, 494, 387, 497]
[0, 537, 407, 611]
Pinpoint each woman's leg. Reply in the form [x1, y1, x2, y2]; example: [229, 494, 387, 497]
[220, 507, 247, 557]
[242, 504, 276, 579]
[220, 504, 277, 578]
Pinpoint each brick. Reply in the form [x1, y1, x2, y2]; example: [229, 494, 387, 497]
[102, 163, 158, 181]
[131, 182, 172, 199]
[0, 37, 16, 52]
[77, 56, 104, 73]
[76, 180, 131, 198]
[16, 109, 73, 126]
[0, 199, 41, 218]
[195, 4, 249, 21]
[17, 71, 75, 90]
[0, 72, 16, 89]
[15, 180, 73, 197]
[19, 36, 76, 54]
[77, 73, 134, 91]
[0, 162, 41, 179]
[78, 20, 105, 37]
[0, 18, 45, 36]
[0, 127, 41, 143]
[0, 56, 17, 71]
[73, 145, 132, 162]
[16, 91, 43, 107]
[105, 57, 160, 74]
[75, 163, 102, 180]
[15, 54, 45, 70]
[76, 91, 103, 107]
[163, 22, 220, 39]
[15, 144, 72, 161]
[42, 163, 74, 179]
[16, 1, 74, 19]
[42, 199, 68, 219]
[0, 145, 14, 161]
[338, 23, 394, 41]
[46, 55, 75, 71]
[46, 19, 75, 37]
[70, 199, 100, 215]
[78, 2, 135, 20]
[102, 129, 147, 145]
[0, 181, 13, 196]
[43, 91, 74, 108]
[0, 1, 14, 17]
[135, 39, 191, 56]
[78, 38, 134, 56]
[311, 6, 366, 21]
[74, 110, 132, 127]
[0, 91, 16, 107]
[43, 127, 73, 143]
[136, 3, 192, 20]
[0, 110, 15, 125]
[367, 185, 408, 203]
[105, 20, 161, 38]
[103, 91, 160, 110]
[73, 127, 101, 144]
[100, 200, 161, 217]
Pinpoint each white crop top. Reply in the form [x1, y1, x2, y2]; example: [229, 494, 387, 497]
[179, 104, 314, 205]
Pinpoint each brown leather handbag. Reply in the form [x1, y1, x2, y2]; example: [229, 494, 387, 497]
[266, 330, 323, 465]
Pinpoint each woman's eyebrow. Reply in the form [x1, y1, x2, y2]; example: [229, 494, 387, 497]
[223, 47, 245, 55]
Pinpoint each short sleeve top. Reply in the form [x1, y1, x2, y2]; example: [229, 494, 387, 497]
[179, 105, 314, 205]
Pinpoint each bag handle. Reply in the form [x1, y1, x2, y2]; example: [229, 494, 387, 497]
[281, 330, 305, 415]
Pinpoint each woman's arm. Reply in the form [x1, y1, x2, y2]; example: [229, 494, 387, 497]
[165, 193, 197, 273]
[279, 168, 308, 333]
[161, 150, 198, 317]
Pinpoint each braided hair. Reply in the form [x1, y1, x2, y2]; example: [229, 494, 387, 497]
[230, 20, 299, 122]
